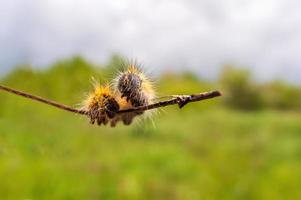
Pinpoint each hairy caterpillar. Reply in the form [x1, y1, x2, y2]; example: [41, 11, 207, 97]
[83, 63, 155, 126]
[83, 83, 120, 125]
[0, 67, 221, 127]
[112, 64, 155, 126]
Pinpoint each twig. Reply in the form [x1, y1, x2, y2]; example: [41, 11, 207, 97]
[0, 85, 86, 115]
[0, 84, 221, 115]
[118, 91, 222, 113]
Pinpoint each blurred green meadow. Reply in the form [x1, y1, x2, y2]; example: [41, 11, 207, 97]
[0, 56, 300, 199]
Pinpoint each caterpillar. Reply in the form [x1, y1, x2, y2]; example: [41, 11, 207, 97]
[83, 62, 156, 127]
[0, 66, 221, 127]
[83, 83, 120, 125]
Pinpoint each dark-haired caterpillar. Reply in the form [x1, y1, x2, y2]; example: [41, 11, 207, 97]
[83, 64, 155, 126]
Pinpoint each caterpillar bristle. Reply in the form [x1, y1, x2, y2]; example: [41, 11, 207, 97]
[83, 61, 156, 127]
[112, 61, 156, 125]
[114, 63, 155, 106]
[83, 82, 120, 126]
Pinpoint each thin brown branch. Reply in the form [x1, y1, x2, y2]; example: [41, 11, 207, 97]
[117, 91, 222, 113]
[0, 84, 222, 115]
[0, 85, 86, 115]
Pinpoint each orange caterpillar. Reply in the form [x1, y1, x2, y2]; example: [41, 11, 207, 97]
[82, 83, 119, 125]
[83, 63, 155, 126]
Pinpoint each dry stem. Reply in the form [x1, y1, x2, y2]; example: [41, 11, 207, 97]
[0, 84, 222, 116]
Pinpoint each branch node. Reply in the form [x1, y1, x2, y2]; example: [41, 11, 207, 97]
[176, 95, 192, 108]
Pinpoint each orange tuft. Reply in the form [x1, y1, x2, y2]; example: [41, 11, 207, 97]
[126, 64, 140, 74]
[83, 83, 113, 110]
[94, 84, 111, 98]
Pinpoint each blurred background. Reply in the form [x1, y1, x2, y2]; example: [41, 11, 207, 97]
[0, 0, 300, 199]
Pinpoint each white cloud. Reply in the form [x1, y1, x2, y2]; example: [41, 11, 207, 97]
[0, 0, 300, 83]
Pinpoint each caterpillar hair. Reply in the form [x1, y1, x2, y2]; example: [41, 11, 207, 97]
[112, 62, 156, 125]
[82, 82, 119, 126]
[115, 63, 155, 106]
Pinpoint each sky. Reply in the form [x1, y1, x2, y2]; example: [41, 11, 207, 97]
[0, 0, 300, 83]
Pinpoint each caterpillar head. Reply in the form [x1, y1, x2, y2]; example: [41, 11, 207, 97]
[83, 83, 119, 125]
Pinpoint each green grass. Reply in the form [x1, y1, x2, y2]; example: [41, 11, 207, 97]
[0, 102, 300, 199]
[0, 58, 300, 199]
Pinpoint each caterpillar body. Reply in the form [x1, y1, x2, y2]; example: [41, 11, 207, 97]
[83, 84, 119, 125]
[83, 63, 155, 126]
